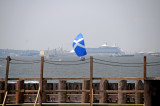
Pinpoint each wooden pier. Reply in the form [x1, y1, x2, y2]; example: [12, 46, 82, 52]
[0, 56, 159, 106]
[0, 77, 144, 106]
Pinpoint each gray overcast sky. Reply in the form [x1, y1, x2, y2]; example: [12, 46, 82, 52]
[0, 0, 160, 52]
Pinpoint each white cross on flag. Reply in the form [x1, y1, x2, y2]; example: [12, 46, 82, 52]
[72, 33, 87, 57]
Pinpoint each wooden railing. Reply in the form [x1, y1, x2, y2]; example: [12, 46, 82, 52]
[0, 56, 148, 106]
[2, 91, 8, 106]
[0, 77, 144, 104]
[34, 86, 40, 106]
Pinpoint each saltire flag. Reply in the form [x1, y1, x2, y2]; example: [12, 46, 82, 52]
[72, 33, 87, 57]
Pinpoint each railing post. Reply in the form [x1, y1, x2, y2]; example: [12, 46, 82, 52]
[39, 56, 44, 106]
[16, 80, 24, 104]
[90, 56, 93, 106]
[144, 79, 160, 106]
[82, 80, 90, 103]
[144, 56, 146, 79]
[58, 80, 66, 103]
[3, 56, 11, 106]
[42, 80, 47, 102]
[4, 56, 11, 92]
[99, 79, 108, 103]
[0, 81, 5, 103]
[135, 80, 143, 104]
[118, 80, 127, 104]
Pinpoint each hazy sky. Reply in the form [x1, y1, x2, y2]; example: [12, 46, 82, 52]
[0, 0, 160, 52]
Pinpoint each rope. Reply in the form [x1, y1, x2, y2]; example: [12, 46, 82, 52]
[2, 57, 160, 66]
[11, 58, 40, 62]
[10, 61, 40, 64]
[10, 59, 41, 64]
[0, 58, 6, 60]
[93, 58, 160, 67]
[147, 64, 160, 66]
[44, 58, 90, 63]
[93, 58, 143, 64]
[0, 58, 6, 61]
[44, 61, 90, 65]
[93, 61, 143, 67]
[147, 61, 160, 64]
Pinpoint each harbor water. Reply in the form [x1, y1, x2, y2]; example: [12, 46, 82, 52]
[0, 55, 160, 83]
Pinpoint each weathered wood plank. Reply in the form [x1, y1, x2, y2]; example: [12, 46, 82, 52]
[44, 78, 90, 80]
[93, 77, 144, 80]
[8, 78, 40, 80]
[44, 90, 90, 93]
[1, 77, 145, 81]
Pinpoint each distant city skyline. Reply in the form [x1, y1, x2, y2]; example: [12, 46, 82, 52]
[0, 0, 160, 53]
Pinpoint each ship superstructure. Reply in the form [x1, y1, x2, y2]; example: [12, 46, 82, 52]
[86, 43, 124, 55]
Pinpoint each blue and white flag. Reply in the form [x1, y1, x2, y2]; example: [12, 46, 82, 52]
[73, 33, 87, 57]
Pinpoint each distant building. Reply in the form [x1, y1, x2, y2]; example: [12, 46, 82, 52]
[0, 49, 39, 56]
